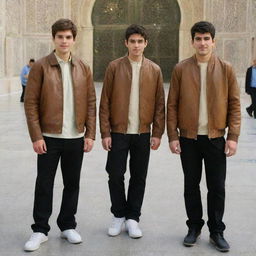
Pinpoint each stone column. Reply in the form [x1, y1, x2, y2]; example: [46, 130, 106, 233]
[204, 0, 249, 87]
[72, 0, 96, 70]
[5, 0, 23, 77]
[74, 26, 94, 69]
[0, 1, 5, 78]
[177, 0, 204, 61]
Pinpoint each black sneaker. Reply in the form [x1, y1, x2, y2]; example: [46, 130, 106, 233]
[246, 107, 253, 117]
[210, 233, 230, 252]
[183, 229, 201, 247]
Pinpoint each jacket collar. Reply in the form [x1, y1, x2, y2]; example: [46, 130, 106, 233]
[192, 53, 216, 69]
[123, 55, 146, 66]
[47, 51, 78, 67]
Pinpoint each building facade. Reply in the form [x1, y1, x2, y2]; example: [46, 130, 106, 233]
[1, 0, 256, 91]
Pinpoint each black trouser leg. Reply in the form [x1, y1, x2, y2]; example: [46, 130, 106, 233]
[203, 137, 226, 234]
[180, 137, 204, 231]
[250, 88, 256, 117]
[106, 133, 129, 218]
[57, 138, 84, 231]
[32, 137, 61, 235]
[126, 133, 150, 222]
[20, 85, 25, 102]
[106, 133, 150, 221]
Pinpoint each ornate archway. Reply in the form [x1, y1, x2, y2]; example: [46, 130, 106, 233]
[74, 0, 204, 79]
[91, 0, 180, 81]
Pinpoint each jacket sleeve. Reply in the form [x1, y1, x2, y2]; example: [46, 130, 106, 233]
[152, 69, 165, 138]
[167, 66, 180, 142]
[24, 62, 43, 142]
[84, 65, 96, 140]
[99, 63, 114, 138]
[227, 65, 241, 142]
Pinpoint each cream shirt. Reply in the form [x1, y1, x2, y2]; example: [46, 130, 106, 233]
[197, 62, 208, 135]
[126, 58, 142, 134]
[43, 54, 84, 138]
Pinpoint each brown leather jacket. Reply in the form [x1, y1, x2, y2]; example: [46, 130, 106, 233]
[24, 52, 96, 142]
[167, 54, 241, 142]
[99, 56, 165, 138]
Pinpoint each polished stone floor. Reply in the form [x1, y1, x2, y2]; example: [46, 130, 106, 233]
[0, 84, 256, 256]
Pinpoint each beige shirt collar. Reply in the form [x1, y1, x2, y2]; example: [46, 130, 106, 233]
[54, 53, 72, 64]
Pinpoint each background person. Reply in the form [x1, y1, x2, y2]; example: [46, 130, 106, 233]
[19, 59, 35, 102]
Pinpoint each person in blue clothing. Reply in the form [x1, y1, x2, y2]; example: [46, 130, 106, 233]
[245, 59, 256, 118]
[20, 59, 35, 102]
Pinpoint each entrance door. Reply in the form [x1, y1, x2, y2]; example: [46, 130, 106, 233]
[92, 0, 180, 81]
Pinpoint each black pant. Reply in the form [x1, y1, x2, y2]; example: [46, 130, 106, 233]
[31, 136, 84, 235]
[106, 133, 150, 222]
[180, 136, 226, 234]
[247, 88, 256, 118]
[20, 84, 26, 102]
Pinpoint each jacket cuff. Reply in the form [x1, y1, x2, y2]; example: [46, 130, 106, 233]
[226, 134, 238, 142]
[151, 131, 163, 139]
[31, 134, 44, 143]
[84, 134, 95, 140]
[101, 132, 111, 139]
[168, 134, 179, 142]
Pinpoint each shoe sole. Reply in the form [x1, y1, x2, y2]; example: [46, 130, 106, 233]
[61, 235, 82, 244]
[125, 228, 142, 239]
[210, 238, 230, 252]
[127, 230, 142, 239]
[183, 242, 196, 247]
[107, 231, 122, 237]
[128, 234, 143, 239]
[24, 237, 48, 252]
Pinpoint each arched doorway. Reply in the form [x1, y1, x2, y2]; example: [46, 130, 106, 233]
[92, 0, 181, 81]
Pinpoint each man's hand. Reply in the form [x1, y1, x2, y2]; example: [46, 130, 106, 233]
[33, 139, 47, 154]
[84, 138, 94, 153]
[150, 137, 161, 150]
[102, 137, 112, 151]
[169, 140, 181, 154]
[225, 140, 237, 157]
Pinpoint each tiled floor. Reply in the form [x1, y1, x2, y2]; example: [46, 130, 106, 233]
[0, 84, 256, 256]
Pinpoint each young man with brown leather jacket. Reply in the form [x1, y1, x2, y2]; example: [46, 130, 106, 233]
[99, 24, 165, 239]
[167, 21, 241, 252]
[24, 19, 96, 251]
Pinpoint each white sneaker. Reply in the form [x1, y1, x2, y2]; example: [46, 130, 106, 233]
[125, 219, 142, 238]
[108, 217, 125, 236]
[61, 229, 82, 244]
[24, 232, 48, 251]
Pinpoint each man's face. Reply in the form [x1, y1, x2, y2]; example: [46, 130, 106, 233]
[192, 32, 215, 57]
[125, 34, 147, 59]
[29, 62, 34, 67]
[53, 30, 75, 55]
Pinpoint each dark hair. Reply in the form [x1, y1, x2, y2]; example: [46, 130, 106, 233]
[191, 21, 215, 40]
[125, 24, 148, 41]
[51, 19, 77, 39]
[29, 59, 35, 63]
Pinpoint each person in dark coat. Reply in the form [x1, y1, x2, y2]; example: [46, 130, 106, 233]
[245, 59, 256, 118]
